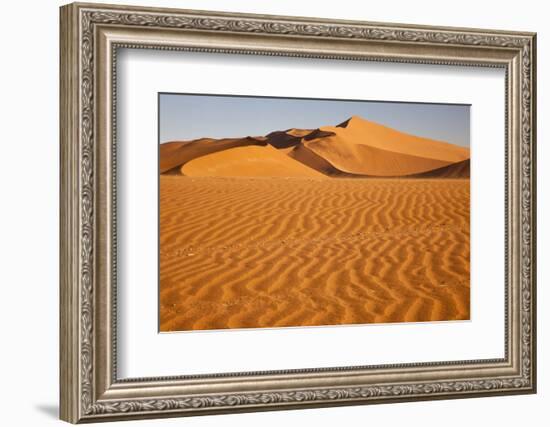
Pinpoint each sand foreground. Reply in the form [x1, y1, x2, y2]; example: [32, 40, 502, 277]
[159, 176, 470, 331]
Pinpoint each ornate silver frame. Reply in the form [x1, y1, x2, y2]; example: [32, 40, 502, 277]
[60, 2, 537, 423]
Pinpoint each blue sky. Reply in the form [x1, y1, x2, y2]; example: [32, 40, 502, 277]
[159, 93, 470, 147]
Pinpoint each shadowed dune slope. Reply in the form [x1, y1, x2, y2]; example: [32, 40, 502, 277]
[264, 129, 312, 149]
[410, 159, 470, 178]
[288, 143, 348, 176]
[181, 145, 327, 178]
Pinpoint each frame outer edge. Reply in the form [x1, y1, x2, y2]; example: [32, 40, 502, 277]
[68, 1, 536, 37]
[60, 3, 81, 424]
[529, 33, 536, 393]
[60, 2, 537, 422]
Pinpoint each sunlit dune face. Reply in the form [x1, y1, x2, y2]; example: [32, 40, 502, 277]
[181, 145, 326, 178]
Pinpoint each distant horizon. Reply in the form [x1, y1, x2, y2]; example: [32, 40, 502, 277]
[159, 93, 470, 147]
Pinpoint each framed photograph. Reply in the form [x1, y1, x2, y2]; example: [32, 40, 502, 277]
[60, 2, 537, 423]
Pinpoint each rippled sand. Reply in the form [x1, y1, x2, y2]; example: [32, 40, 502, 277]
[159, 176, 470, 331]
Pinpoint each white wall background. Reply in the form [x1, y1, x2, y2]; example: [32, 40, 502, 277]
[0, 0, 545, 426]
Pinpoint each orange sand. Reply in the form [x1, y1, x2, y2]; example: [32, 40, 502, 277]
[159, 176, 470, 331]
[182, 145, 326, 178]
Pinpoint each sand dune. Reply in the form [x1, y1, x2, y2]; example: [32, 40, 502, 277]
[288, 143, 470, 178]
[160, 136, 267, 174]
[331, 116, 470, 162]
[181, 145, 326, 178]
[160, 115, 470, 178]
[160, 176, 470, 331]
[300, 136, 452, 176]
[296, 116, 469, 176]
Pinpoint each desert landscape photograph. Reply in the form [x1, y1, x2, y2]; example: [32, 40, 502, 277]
[159, 94, 470, 332]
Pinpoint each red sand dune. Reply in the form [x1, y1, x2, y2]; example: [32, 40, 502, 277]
[182, 145, 326, 178]
[295, 116, 469, 176]
[160, 115, 470, 178]
[332, 116, 469, 162]
[160, 136, 267, 174]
